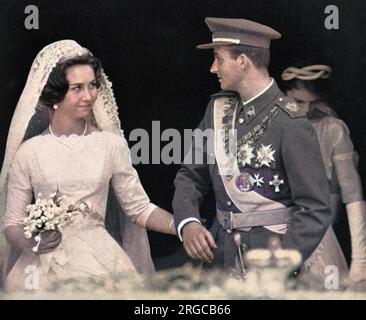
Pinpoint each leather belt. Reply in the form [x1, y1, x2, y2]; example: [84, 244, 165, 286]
[216, 206, 303, 232]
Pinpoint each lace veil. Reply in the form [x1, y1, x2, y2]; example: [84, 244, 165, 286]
[0, 40, 154, 282]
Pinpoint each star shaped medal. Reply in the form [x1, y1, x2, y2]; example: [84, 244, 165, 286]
[237, 143, 255, 168]
[256, 144, 275, 167]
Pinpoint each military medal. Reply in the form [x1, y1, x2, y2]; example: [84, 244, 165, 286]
[221, 96, 238, 179]
[237, 143, 255, 168]
[252, 173, 264, 187]
[256, 144, 275, 167]
[269, 175, 284, 192]
[236, 172, 254, 192]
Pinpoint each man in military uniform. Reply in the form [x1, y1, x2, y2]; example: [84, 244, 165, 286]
[172, 17, 333, 274]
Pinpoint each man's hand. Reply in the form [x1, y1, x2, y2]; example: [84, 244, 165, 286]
[182, 222, 217, 262]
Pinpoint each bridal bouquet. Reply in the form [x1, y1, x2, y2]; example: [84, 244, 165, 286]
[23, 192, 90, 252]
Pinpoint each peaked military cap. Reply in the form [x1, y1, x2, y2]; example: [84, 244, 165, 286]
[197, 17, 281, 49]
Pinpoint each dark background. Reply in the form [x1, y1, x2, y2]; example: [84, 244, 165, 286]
[1, 0, 365, 268]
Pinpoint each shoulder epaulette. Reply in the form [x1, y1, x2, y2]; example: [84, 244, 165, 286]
[210, 90, 239, 99]
[275, 95, 306, 118]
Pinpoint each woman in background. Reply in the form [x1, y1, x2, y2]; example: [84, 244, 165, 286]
[281, 64, 366, 289]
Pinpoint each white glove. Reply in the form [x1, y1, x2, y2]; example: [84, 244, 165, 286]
[346, 201, 366, 287]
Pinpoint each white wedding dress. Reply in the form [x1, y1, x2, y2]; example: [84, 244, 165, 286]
[3, 128, 157, 291]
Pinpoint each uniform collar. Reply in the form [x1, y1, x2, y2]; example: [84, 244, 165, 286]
[239, 79, 280, 124]
[242, 78, 274, 105]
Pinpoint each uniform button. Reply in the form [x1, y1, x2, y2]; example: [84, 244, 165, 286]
[226, 201, 232, 207]
[238, 118, 244, 124]
[279, 97, 283, 102]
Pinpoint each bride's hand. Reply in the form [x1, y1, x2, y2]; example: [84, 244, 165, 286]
[34, 230, 62, 254]
[347, 260, 366, 291]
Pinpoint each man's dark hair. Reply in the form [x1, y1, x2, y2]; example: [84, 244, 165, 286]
[226, 44, 270, 69]
[40, 55, 102, 108]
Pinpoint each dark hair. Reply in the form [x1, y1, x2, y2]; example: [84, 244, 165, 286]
[40, 55, 103, 108]
[226, 44, 270, 69]
[282, 78, 330, 101]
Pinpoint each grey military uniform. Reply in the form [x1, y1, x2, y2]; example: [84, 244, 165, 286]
[172, 81, 333, 268]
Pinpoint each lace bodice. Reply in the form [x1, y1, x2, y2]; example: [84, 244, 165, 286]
[3, 130, 156, 229]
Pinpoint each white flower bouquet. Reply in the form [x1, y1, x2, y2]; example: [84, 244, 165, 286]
[23, 191, 90, 252]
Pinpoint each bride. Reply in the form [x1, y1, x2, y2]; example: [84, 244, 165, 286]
[0, 40, 176, 292]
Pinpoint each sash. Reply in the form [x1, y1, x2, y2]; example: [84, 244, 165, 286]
[213, 97, 287, 234]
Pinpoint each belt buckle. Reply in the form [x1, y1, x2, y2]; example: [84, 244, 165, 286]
[223, 211, 233, 233]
